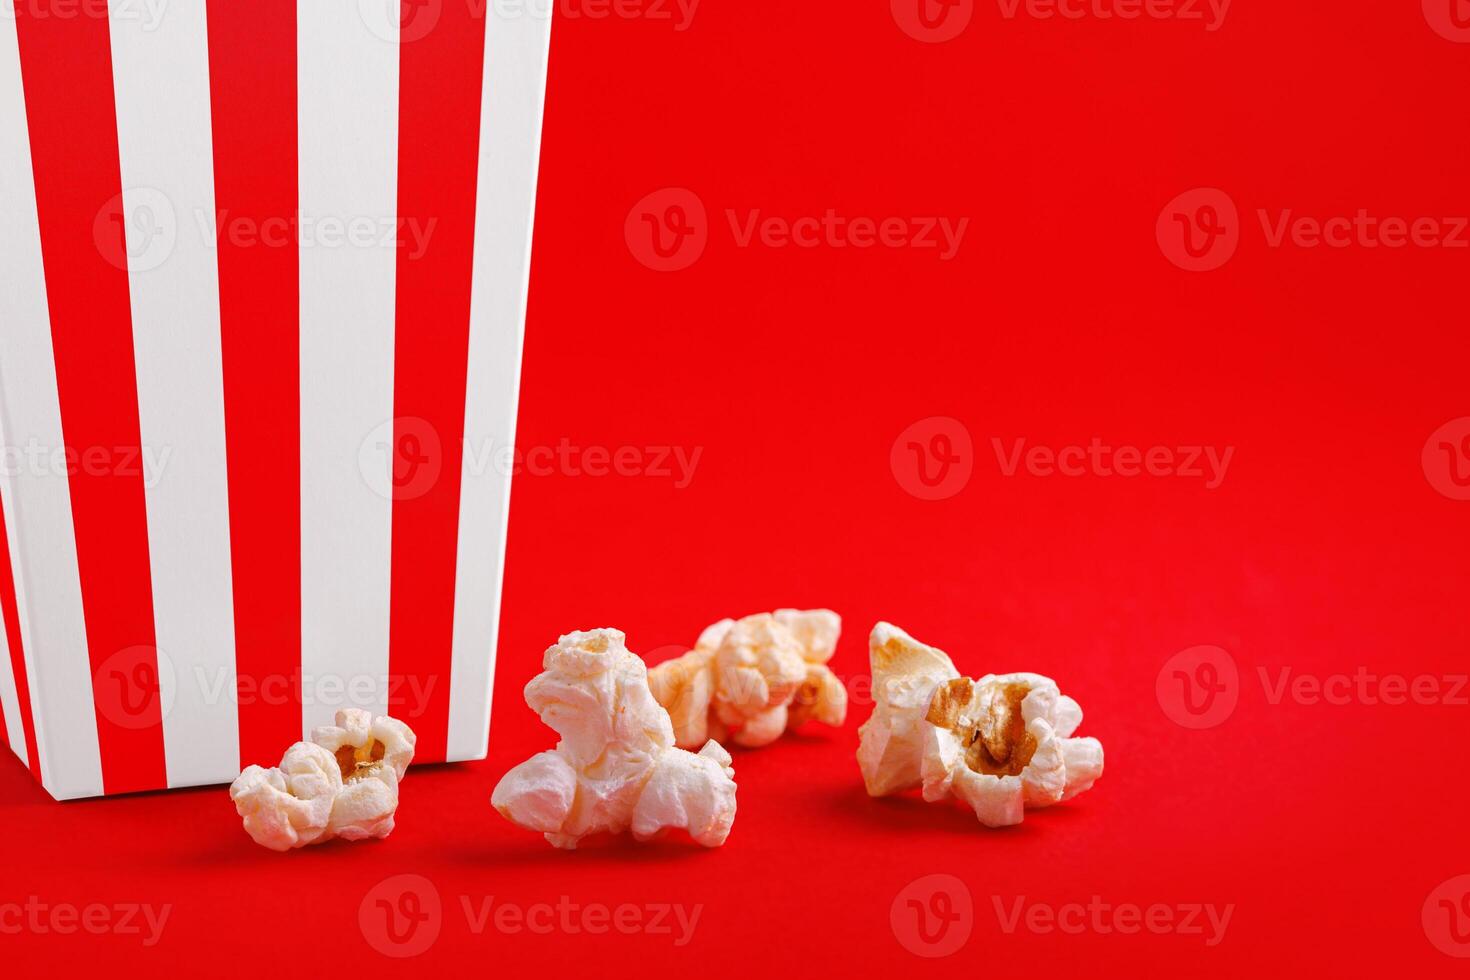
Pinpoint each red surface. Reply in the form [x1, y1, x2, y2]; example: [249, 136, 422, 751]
[3, 2, 1469, 975]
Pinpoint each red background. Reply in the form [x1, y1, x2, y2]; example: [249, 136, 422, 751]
[3, 1, 1469, 975]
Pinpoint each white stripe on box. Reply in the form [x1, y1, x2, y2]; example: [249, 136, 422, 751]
[107, 0, 240, 788]
[0, 13, 103, 799]
[446, 8, 554, 762]
[0, 567, 23, 766]
[298, 3, 398, 733]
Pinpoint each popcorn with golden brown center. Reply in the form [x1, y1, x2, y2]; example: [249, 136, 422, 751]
[229, 708, 418, 851]
[493, 629, 738, 849]
[311, 709, 417, 841]
[857, 622, 1103, 827]
[648, 609, 847, 749]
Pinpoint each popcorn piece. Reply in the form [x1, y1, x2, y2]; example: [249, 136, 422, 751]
[493, 629, 738, 849]
[311, 709, 417, 841]
[857, 622, 1103, 827]
[230, 742, 341, 852]
[648, 609, 847, 749]
[230, 708, 418, 850]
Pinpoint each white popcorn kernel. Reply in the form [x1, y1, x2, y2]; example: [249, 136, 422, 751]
[1060, 736, 1105, 800]
[856, 622, 1104, 828]
[647, 646, 716, 747]
[229, 742, 341, 852]
[647, 609, 846, 750]
[329, 765, 401, 842]
[492, 752, 579, 834]
[632, 740, 738, 847]
[857, 622, 959, 797]
[493, 629, 738, 849]
[230, 709, 418, 850]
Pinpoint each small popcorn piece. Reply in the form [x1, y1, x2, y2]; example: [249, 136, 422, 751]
[647, 609, 847, 750]
[230, 709, 418, 850]
[493, 629, 738, 849]
[857, 622, 1104, 827]
[230, 742, 341, 852]
[311, 708, 418, 842]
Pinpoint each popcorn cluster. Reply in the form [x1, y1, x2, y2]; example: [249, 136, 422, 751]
[493, 629, 738, 849]
[230, 709, 416, 851]
[648, 609, 847, 749]
[857, 623, 1103, 827]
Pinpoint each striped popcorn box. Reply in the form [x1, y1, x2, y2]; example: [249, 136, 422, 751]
[0, 2, 552, 799]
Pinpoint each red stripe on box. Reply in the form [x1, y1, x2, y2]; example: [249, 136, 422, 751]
[0, 491, 42, 783]
[387, 2, 489, 761]
[205, 0, 303, 768]
[13, 11, 166, 794]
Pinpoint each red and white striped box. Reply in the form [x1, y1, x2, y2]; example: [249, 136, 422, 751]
[0, 3, 552, 799]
